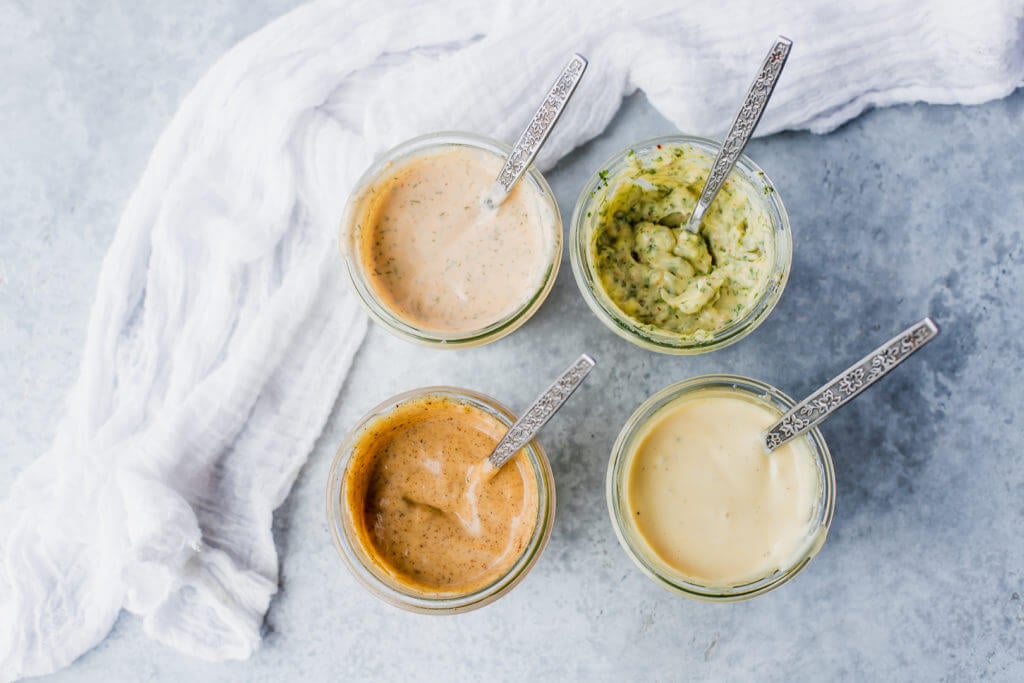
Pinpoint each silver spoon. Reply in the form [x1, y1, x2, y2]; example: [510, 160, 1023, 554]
[409, 354, 595, 526]
[482, 54, 588, 210]
[682, 36, 792, 235]
[486, 353, 596, 469]
[763, 317, 940, 452]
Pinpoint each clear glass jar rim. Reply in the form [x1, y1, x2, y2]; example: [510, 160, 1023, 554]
[606, 373, 836, 601]
[340, 131, 563, 348]
[326, 385, 555, 613]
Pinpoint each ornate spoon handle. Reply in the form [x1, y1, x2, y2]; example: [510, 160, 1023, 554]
[684, 37, 791, 234]
[487, 354, 596, 469]
[484, 54, 588, 207]
[763, 318, 940, 452]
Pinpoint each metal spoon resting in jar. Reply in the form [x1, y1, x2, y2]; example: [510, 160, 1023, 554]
[681, 36, 791, 236]
[408, 354, 596, 531]
[448, 353, 595, 532]
[762, 318, 940, 453]
[482, 54, 588, 210]
[485, 353, 596, 469]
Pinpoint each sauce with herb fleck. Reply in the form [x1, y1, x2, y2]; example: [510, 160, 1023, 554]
[588, 145, 775, 340]
[343, 396, 539, 595]
[353, 146, 556, 334]
[625, 390, 821, 587]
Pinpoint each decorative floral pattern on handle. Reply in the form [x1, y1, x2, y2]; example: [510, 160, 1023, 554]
[762, 318, 939, 452]
[493, 54, 588, 196]
[488, 354, 596, 469]
[685, 37, 791, 233]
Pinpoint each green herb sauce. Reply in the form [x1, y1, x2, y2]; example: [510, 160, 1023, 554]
[588, 145, 775, 340]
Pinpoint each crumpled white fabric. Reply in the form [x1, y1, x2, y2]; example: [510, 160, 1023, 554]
[1, 0, 1021, 679]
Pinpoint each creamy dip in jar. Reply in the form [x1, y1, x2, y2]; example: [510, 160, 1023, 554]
[608, 375, 834, 600]
[591, 146, 774, 336]
[327, 387, 556, 613]
[342, 133, 561, 347]
[625, 390, 821, 587]
[343, 395, 539, 595]
[570, 136, 792, 354]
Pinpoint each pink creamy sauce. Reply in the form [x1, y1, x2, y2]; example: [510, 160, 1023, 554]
[354, 146, 556, 334]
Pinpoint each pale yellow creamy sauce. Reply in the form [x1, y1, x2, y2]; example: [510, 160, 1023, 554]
[625, 391, 821, 587]
[354, 146, 556, 333]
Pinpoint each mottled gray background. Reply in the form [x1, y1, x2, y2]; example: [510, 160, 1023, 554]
[2, 2, 1022, 681]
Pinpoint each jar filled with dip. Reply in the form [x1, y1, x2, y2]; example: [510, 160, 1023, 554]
[326, 386, 555, 613]
[341, 132, 563, 348]
[607, 374, 835, 601]
[570, 135, 792, 354]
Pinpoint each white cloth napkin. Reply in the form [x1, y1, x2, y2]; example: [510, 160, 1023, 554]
[1, 0, 1021, 679]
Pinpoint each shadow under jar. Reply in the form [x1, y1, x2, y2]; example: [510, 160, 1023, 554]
[607, 375, 835, 601]
[340, 132, 563, 349]
[570, 135, 792, 354]
[326, 387, 556, 613]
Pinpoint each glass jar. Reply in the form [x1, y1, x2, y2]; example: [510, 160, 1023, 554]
[326, 386, 556, 613]
[340, 131, 563, 349]
[570, 135, 792, 354]
[607, 374, 835, 601]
